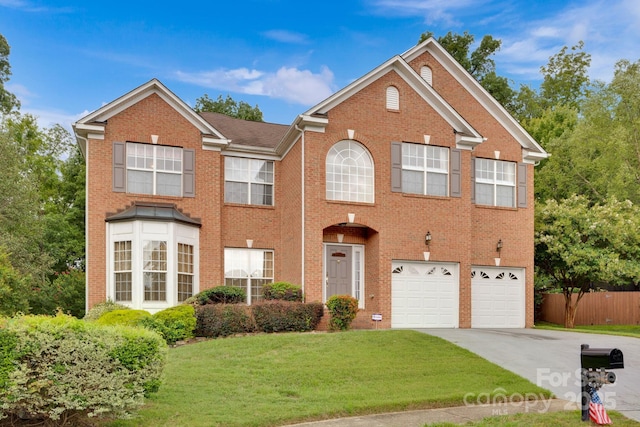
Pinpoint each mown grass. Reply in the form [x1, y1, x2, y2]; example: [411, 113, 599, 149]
[426, 409, 640, 426]
[536, 322, 640, 338]
[109, 330, 550, 427]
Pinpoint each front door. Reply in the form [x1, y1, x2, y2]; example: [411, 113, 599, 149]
[326, 245, 352, 299]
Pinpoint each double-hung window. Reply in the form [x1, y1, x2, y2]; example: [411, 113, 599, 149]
[224, 157, 274, 205]
[126, 143, 182, 196]
[224, 248, 274, 304]
[475, 158, 516, 207]
[401, 143, 449, 196]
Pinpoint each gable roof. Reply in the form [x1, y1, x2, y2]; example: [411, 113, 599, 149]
[402, 38, 548, 162]
[73, 79, 231, 154]
[296, 53, 484, 149]
[278, 38, 548, 164]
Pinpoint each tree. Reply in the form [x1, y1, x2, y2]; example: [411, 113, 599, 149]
[0, 34, 19, 115]
[535, 196, 640, 328]
[194, 94, 263, 121]
[539, 42, 591, 112]
[418, 31, 516, 113]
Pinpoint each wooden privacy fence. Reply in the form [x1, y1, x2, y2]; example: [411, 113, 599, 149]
[539, 292, 640, 326]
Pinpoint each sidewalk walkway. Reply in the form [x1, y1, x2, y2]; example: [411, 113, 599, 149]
[284, 399, 578, 427]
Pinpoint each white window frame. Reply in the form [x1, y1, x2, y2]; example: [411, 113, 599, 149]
[475, 158, 516, 207]
[401, 143, 449, 196]
[322, 243, 365, 309]
[224, 157, 274, 206]
[107, 220, 199, 313]
[224, 248, 274, 304]
[126, 142, 183, 196]
[326, 140, 374, 203]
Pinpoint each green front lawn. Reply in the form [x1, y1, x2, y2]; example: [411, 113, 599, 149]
[536, 322, 640, 338]
[110, 330, 550, 427]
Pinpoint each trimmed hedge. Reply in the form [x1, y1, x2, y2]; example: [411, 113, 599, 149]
[262, 282, 303, 302]
[84, 299, 130, 321]
[195, 304, 255, 338]
[195, 286, 246, 305]
[144, 305, 196, 344]
[253, 300, 323, 333]
[0, 313, 166, 425]
[326, 295, 359, 331]
[96, 308, 151, 326]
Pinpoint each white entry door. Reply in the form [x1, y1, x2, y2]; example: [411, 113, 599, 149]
[391, 261, 459, 328]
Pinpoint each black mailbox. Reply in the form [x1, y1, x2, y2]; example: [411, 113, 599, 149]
[581, 346, 624, 370]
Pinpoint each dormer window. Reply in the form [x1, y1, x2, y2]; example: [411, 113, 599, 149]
[386, 86, 399, 110]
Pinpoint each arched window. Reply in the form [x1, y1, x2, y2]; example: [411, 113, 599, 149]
[421, 66, 433, 85]
[326, 140, 374, 203]
[386, 86, 399, 110]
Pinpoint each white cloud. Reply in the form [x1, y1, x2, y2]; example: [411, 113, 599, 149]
[369, 0, 488, 26]
[498, 0, 640, 83]
[0, 0, 73, 13]
[175, 65, 335, 106]
[262, 30, 309, 45]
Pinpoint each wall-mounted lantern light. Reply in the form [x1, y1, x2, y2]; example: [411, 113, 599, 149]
[425, 231, 432, 247]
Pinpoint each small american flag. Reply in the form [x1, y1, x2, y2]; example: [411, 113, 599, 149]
[589, 388, 612, 425]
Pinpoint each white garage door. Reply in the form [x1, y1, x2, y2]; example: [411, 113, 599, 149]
[392, 261, 459, 328]
[471, 267, 525, 328]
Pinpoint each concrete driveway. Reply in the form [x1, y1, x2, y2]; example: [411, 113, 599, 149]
[417, 328, 640, 422]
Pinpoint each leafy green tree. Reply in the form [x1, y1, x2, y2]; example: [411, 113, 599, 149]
[539, 41, 591, 112]
[418, 31, 516, 112]
[0, 248, 30, 315]
[194, 94, 263, 121]
[535, 196, 640, 328]
[0, 34, 19, 115]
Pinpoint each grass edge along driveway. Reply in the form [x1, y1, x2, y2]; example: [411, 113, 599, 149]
[109, 330, 550, 427]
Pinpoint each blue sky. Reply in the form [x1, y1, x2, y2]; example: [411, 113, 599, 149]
[1, 0, 639, 131]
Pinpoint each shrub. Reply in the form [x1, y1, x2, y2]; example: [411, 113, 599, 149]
[195, 286, 246, 305]
[143, 305, 196, 345]
[263, 281, 303, 302]
[96, 309, 151, 327]
[326, 295, 359, 331]
[84, 299, 130, 321]
[253, 301, 323, 333]
[195, 304, 255, 338]
[29, 270, 86, 318]
[0, 313, 166, 425]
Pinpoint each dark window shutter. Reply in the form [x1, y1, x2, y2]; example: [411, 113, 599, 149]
[470, 157, 476, 204]
[517, 163, 527, 208]
[113, 142, 126, 192]
[450, 149, 461, 197]
[391, 142, 402, 192]
[183, 149, 195, 198]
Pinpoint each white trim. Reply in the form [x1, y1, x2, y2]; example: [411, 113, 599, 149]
[322, 243, 366, 309]
[402, 38, 548, 160]
[106, 220, 200, 313]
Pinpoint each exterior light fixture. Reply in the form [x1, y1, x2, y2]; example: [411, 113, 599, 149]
[496, 239, 503, 253]
[425, 231, 432, 247]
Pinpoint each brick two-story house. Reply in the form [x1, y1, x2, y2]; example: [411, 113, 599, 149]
[73, 38, 548, 329]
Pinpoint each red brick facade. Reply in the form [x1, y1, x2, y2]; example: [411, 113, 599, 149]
[74, 39, 547, 328]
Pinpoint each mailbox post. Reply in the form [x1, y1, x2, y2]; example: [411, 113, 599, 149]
[580, 344, 624, 422]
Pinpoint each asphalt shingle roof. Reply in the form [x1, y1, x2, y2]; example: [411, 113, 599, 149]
[199, 111, 289, 149]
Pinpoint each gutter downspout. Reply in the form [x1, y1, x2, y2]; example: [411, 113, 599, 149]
[75, 133, 90, 316]
[294, 122, 305, 297]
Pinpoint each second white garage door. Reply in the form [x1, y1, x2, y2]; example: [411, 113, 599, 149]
[391, 261, 459, 328]
[471, 266, 525, 328]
